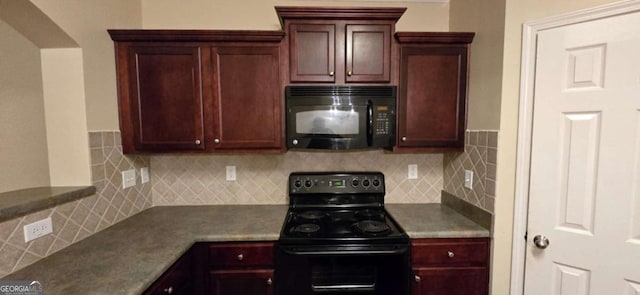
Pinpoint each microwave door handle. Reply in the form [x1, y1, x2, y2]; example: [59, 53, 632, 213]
[367, 100, 373, 146]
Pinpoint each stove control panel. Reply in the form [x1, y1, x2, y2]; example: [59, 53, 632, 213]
[289, 172, 384, 194]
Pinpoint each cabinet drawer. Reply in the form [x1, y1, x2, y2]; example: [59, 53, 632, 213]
[209, 242, 274, 268]
[412, 238, 489, 266]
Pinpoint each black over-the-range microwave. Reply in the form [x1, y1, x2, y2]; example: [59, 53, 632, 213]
[285, 86, 397, 150]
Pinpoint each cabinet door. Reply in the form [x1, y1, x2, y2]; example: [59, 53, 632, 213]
[211, 46, 282, 150]
[127, 46, 206, 151]
[397, 46, 468, 151]
[345, 24, 391, 83]
[144, 248, 194, 295]
[289, 23, 336, 82]
[210, 269, 274, 295]
[412, 267, 488, 295]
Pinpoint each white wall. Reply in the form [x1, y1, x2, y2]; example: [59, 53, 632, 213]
[0, 19, 50, 192]
[141, 0, 449, 31]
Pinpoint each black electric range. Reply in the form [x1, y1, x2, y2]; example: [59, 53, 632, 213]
[275, 172, 410, 295]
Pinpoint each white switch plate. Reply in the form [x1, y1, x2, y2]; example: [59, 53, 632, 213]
[140, 167, 150, 184]
[226, 166, 236, 181]
[24, 217, 53, 243]
[122, 169, 136, 189]
[464, 170, 474, 189]
[408, 164, 418, 179]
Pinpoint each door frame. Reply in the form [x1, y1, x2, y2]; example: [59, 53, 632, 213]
[510, 1, 640, 294]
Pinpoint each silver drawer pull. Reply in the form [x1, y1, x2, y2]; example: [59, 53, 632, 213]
[447, 251, 455, 258]
[164, 286, 173, 294]
[267, 278, 273, 285]
[414, 275, 421, 282]
[195, 139, 201, 145]
[237, 253, 244, 261]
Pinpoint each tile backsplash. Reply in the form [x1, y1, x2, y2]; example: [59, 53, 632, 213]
[0, 132, 151, 277]
[151, 150, 443, 205]
[443, 130, 498, 213]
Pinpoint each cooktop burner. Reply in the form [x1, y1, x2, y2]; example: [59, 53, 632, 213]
[279, 172, 408, 245]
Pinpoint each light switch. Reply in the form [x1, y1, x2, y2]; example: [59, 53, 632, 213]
[122, 169, 136, 189]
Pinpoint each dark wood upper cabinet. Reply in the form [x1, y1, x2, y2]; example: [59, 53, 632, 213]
[277, 6, 404, 85]
[126, 45, 205, 152]
[109, 30, 285, 153]
[395, 32, 474, 152]
[210, 46, 282, 150]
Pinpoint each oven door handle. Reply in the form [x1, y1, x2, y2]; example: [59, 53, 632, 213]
[279, 246, 408, 256]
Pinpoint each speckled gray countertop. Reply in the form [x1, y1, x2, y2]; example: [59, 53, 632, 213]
[0, 186, 96, 222]
[3, 204, 488, 294]
[386, 204, 490, 238]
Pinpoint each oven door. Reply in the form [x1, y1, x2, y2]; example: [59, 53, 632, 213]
[275, 244, 410, 295]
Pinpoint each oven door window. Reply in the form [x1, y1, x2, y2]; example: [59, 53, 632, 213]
[311, 257, 377, 292]
[295, 108, 362, 136]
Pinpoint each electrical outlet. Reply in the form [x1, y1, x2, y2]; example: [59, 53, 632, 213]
[226, 166, 236, 181]
[122, 169, 136, 189]
[24, 217, 53, 243]
[408, 164, 418, 179]
[140, 167, 149, 184]
[464, 170, 474, 189]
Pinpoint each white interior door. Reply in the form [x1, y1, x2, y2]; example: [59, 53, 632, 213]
[525, 10, 640, 295]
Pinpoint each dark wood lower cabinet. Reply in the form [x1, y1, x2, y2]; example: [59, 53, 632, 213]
[143, 248, 194, 295]
[411, 238, 490, 295]
[210, 269, 274, 295]
[412, 267, 488, 295]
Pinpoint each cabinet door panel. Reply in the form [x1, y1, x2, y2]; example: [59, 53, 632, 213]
[210, 269, 274, 295]
[346, 24, 391, 83]
[289, 24, 336, 82]
[129, 46, 205, 151]
[398, 46, 468, 149]
[212, 46, 281, 149]
[412, 267, 488, 295]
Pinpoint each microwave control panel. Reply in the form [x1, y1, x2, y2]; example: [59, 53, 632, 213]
[374, 106, 392, 135]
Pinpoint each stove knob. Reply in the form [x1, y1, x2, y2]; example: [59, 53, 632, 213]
[351, 178, 359, 187]
[304, 179, 313, 188]
[293, 179, 302, 188]
[372, 179, 381, 187]
[362, 179, 370, 187]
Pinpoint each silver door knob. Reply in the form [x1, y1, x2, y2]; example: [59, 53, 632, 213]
[292, 139, 299, 145]
[329, 71, 334, 77]
[195, 139, 201, 145]
[267, 278, 273, 285]
[214, 138, 220, 144]
[347, 71, 352, 76]
[164, 286, 173, 294]
[533, 235, 550, 249]
[237, 254, 244, 261]
[401, 136, 407, 142]
[414, 275, 421, 282]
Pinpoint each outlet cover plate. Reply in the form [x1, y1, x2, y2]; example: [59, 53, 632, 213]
[226, 166, 236, 181]
[464, 170, 474, 189]
[24, 217, 53, 242]
[408, 164, 418, 179]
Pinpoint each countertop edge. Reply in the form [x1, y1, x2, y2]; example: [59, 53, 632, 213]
[0, 186, 97, 222]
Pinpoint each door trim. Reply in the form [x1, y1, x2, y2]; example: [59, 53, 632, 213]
[511, 1, 640, 294]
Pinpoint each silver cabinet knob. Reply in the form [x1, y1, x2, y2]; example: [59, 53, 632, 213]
[329, 71, 334, 77]
[195, 139, 201, 145]
[164, 286, 173, 294]
[447, 251, 455, 258]
[267, 278, 273, 285]
[401, 136, 407, 142]
[214, 138, 220, 144]
[292, 139, 299, 145]
[347, 71, 352, 76]
[533, 235, 550, 249]
[237, 253, 244, 261]
[414, 275, 421, 282]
